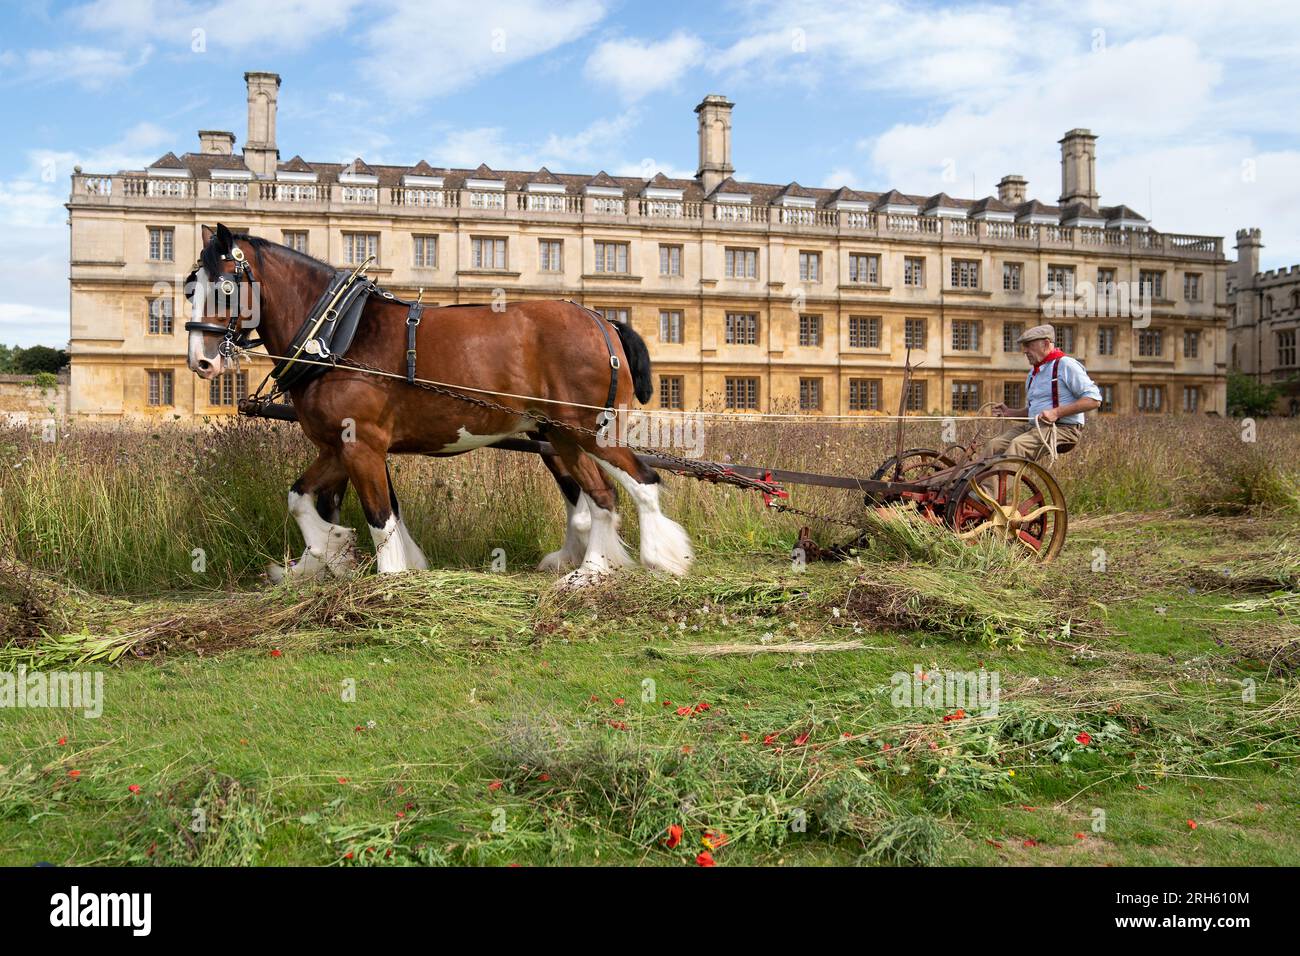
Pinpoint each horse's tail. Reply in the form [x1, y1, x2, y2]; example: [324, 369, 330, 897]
[613, 321, 653, 404]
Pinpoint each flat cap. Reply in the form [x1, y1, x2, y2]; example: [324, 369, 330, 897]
[1017, 323, 1055, 345]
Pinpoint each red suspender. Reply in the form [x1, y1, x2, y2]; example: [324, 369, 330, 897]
[1028, 356, 1064, 409]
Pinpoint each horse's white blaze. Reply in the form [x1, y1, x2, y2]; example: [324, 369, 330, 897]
[186, 265, 224, 379]
[538, 492, 593, 571]
[269, 490, 357, 581]
[370, 515, 409, 573]
[436, 423, 535, 454]
[597, 460, 693, 575]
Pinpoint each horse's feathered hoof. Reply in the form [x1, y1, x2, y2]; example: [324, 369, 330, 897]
[556, 566, 613, 591]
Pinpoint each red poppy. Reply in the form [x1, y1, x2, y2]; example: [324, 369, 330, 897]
[1075, 832, 1086, 840]
[344, 851, 354, 860]
[488, 779, 503, 792]
[763, 733, 780, 746]
[537, 773, 550, 782]
[67, 770, 80, 778]
[703, 831, 729, 849]
[842, 732, 852, 739]
[57, 737, 67, 746]
[354, 725, 365, 733]
[1076, 732, 1092, 746]
[942, 709, 966, 723]
[881, 742, 892, 751]
[696, 850, 715, 867]
[1187, 819, 1198, 830]
[693, 702, 711, 713]
[128, 784, 141, 794]
[337, 777, 349, 784]
[613, 697, 626, 706]
[676, 706, 692, 716]
[405, 802, 415, 811]
[1023, 839, 1037, 848]
[793, 731, 810, 746]
[396, 811, 405, 819]
[665, 824, 683, 849]
[270, 648, 282, 658]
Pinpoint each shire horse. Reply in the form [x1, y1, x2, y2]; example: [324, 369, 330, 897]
[185, 224, 693, 586]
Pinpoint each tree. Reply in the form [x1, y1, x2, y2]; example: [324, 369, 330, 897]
[13, 345, 69, 375]
[1226, 371, 1279, 417]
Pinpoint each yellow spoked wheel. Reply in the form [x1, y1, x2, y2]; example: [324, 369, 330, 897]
[945, 456, 1068, 562]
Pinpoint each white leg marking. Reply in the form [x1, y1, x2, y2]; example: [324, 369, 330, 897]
[560, 492, 631, 588]
[269, 490, 357, 581]
[539, 493, 592, 571]
[597, 460, 694, 576]
[370, 515, 409, 573]
[396, 516, 429, 570]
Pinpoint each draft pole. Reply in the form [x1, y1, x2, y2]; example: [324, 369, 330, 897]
[892, 347, 913, 481]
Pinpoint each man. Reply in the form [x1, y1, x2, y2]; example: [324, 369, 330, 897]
[987, 323, 1101, 463]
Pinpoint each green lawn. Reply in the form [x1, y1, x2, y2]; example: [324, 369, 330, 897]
[2, 514, 1297, 866]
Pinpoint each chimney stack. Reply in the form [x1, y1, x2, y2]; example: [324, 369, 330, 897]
[1058, 128, 1098, 207]
[198, 130, 235, 155]
[243, 71, 281, 178]
[997, 174, 1027, 205]
[694, 94, 735, 195]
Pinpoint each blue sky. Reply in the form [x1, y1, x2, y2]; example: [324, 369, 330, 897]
[2, 0, 1299, 347]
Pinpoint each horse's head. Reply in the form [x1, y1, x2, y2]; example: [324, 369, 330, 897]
[185, 223, 260, 380]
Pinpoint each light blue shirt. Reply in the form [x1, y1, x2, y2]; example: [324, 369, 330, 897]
[1025, 354, 1101, 425]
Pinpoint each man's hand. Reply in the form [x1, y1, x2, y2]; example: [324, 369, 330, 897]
[992, 403, 1011, 418]
[1037, 406, 1061, 424]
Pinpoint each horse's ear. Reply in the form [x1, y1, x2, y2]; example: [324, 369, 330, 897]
[201, 224, 214, 245]
[216, 222, 234, 251]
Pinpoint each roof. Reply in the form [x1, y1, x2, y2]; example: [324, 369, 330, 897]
[970, 196, 1014, 215]
[149, 151, 186, 170]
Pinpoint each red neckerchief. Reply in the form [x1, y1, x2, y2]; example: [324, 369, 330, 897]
[1029, 348, 1066, 378]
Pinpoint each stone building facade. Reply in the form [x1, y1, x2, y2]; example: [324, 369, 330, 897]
[66, 71, 1228, 422]
[1228, 228, 1300, 414]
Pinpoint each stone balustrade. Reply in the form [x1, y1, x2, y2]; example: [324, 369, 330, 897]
[69, 172, 1224, 259]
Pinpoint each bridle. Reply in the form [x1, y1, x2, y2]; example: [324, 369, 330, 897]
[184, 244, 261, 358]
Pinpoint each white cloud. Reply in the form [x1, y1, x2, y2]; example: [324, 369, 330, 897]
[359, 0, 606, 105]
[0, 303, 67, 350]
[0, 44, 153, 89]
[713, 0, 1300, 269]
[431, 110, 648, 173]
[68, 0, 362, 51]
[584, 31, 705, 101]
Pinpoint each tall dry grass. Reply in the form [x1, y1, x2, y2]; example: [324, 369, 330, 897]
[1, 414, 1296, 593]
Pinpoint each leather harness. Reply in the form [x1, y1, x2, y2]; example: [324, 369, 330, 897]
[189, 249, 623, 433]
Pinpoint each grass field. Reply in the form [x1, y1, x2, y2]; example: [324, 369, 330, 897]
[1, 416, 1298, 866]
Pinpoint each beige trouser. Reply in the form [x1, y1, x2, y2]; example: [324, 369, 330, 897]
[983, 421, 1083, 464]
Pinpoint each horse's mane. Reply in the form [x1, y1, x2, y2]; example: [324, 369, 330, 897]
[200, 231, 334, 282]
